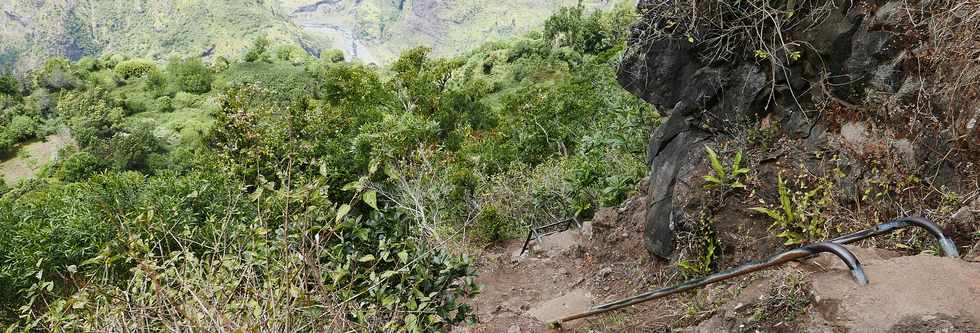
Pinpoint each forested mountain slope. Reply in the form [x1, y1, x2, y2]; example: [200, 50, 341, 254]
[280, 0, 617, 62]
[0, 4, 653, 330]
[1, 1, 313, 72]
[1, 0, 615, 71]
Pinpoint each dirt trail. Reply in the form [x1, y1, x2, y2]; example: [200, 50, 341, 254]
[0, 131, 74, 185]
[458, 191, 689, 332]
[459, 190, 980, 332]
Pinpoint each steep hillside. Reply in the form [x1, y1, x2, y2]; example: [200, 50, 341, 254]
[1, 0, 316, 71]
[2, 0, 618, 71]
[279, 0, 617, 62]
[0, 4, 655, 330]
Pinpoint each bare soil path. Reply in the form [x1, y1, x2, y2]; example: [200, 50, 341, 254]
[0, 131, 74, 185]
[458, 194, 980, 332]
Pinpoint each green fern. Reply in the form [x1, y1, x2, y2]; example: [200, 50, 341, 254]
[703, 146, 751, 189]
[750, 175, 828, 245]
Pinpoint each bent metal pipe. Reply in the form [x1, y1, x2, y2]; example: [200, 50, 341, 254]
[551, 216, 957, 326]
[553, 242, 867, 325]
[830, 216, 959, 257]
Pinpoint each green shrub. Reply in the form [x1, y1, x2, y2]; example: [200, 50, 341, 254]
[113, 59, 158, 79]
[121, 92, 155, 114]
[75, 56, 100, 72]
[54, 150, 106, 182]
[274, 44, 312, 65]
[4, 115, 39, 142]
[172, 91, 200, 109]
[244, 36, 271, 63]
[155, 96, 174, 113]
[100, 53, 127, 69]
[473, 206, 507, 244]
[543, 4, 629, 55]
[23, 88, 54, 117]
[211, 56, 231, 73]
[169, 57, 213, 93]
[314, 62, 390, 112]
[0, 73, 18, 95]
[57, 89, 125, 147]
[89, 123, 163, 171]
[31, 58, 77, 91]
[353, 111, 439, 165]
[321, 49, 345, 63]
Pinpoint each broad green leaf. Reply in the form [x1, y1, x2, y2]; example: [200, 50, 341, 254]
[342, 181, 359, 192]
[384, 163, 399, 180]
[335, 204, 351, 223]
[777, 176, 795, 222]
[382, 295, 397, 309]
[704, 175, 722, 184]
[363, 190, 379, 210]
[357, 254, 376, 262]
[398, 251, 409, 263]
[732, 151, 744, 172]
[405, 314, 418, 331]
[749, 207, 781, 220]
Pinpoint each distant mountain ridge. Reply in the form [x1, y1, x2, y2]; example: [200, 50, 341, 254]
[1, 0, 615, 72]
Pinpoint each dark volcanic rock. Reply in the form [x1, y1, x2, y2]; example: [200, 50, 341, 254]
[620, 0, 937, 259]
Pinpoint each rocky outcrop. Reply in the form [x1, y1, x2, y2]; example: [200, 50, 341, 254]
[619, 0, 979, 259]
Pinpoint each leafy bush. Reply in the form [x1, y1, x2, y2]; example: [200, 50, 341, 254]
[313, 62, 391, 116]
[31, 58, 78, 91]
[244, 36, 271, 63]
[1, 115, 40, 144]
[274, 44, 312, 65]
[100, 53, 127, 69]
[543, 4, 626, 55]
[472, 205, 507, 244]
[172, 91, 200, 109]
[57, 89, 125, 147]
[322, 49, 346, 63]
[113, 59, 158, 79]
[74, 56, 100, 72]
[0, 72, 18, 95]
[155, 96, 174, 113]
[53, 150, 106, 182]
[0, 115, 40, 154]
[354, 111, 440, 165]
[169, 57, 213, 93]
[88, 123, 163, 171]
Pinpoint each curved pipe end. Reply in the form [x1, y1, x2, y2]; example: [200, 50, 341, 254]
[804, 242, 870, 286]
[849, 265, 870, 285]
[939, 237, 960, 258]
[892, 217, 960, 258]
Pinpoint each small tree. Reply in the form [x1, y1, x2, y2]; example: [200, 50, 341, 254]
[114, 59, 158, 79]
[170, 57, 213, 94]
[244, 37, 271, 63]
[0, 72, 18, 95]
